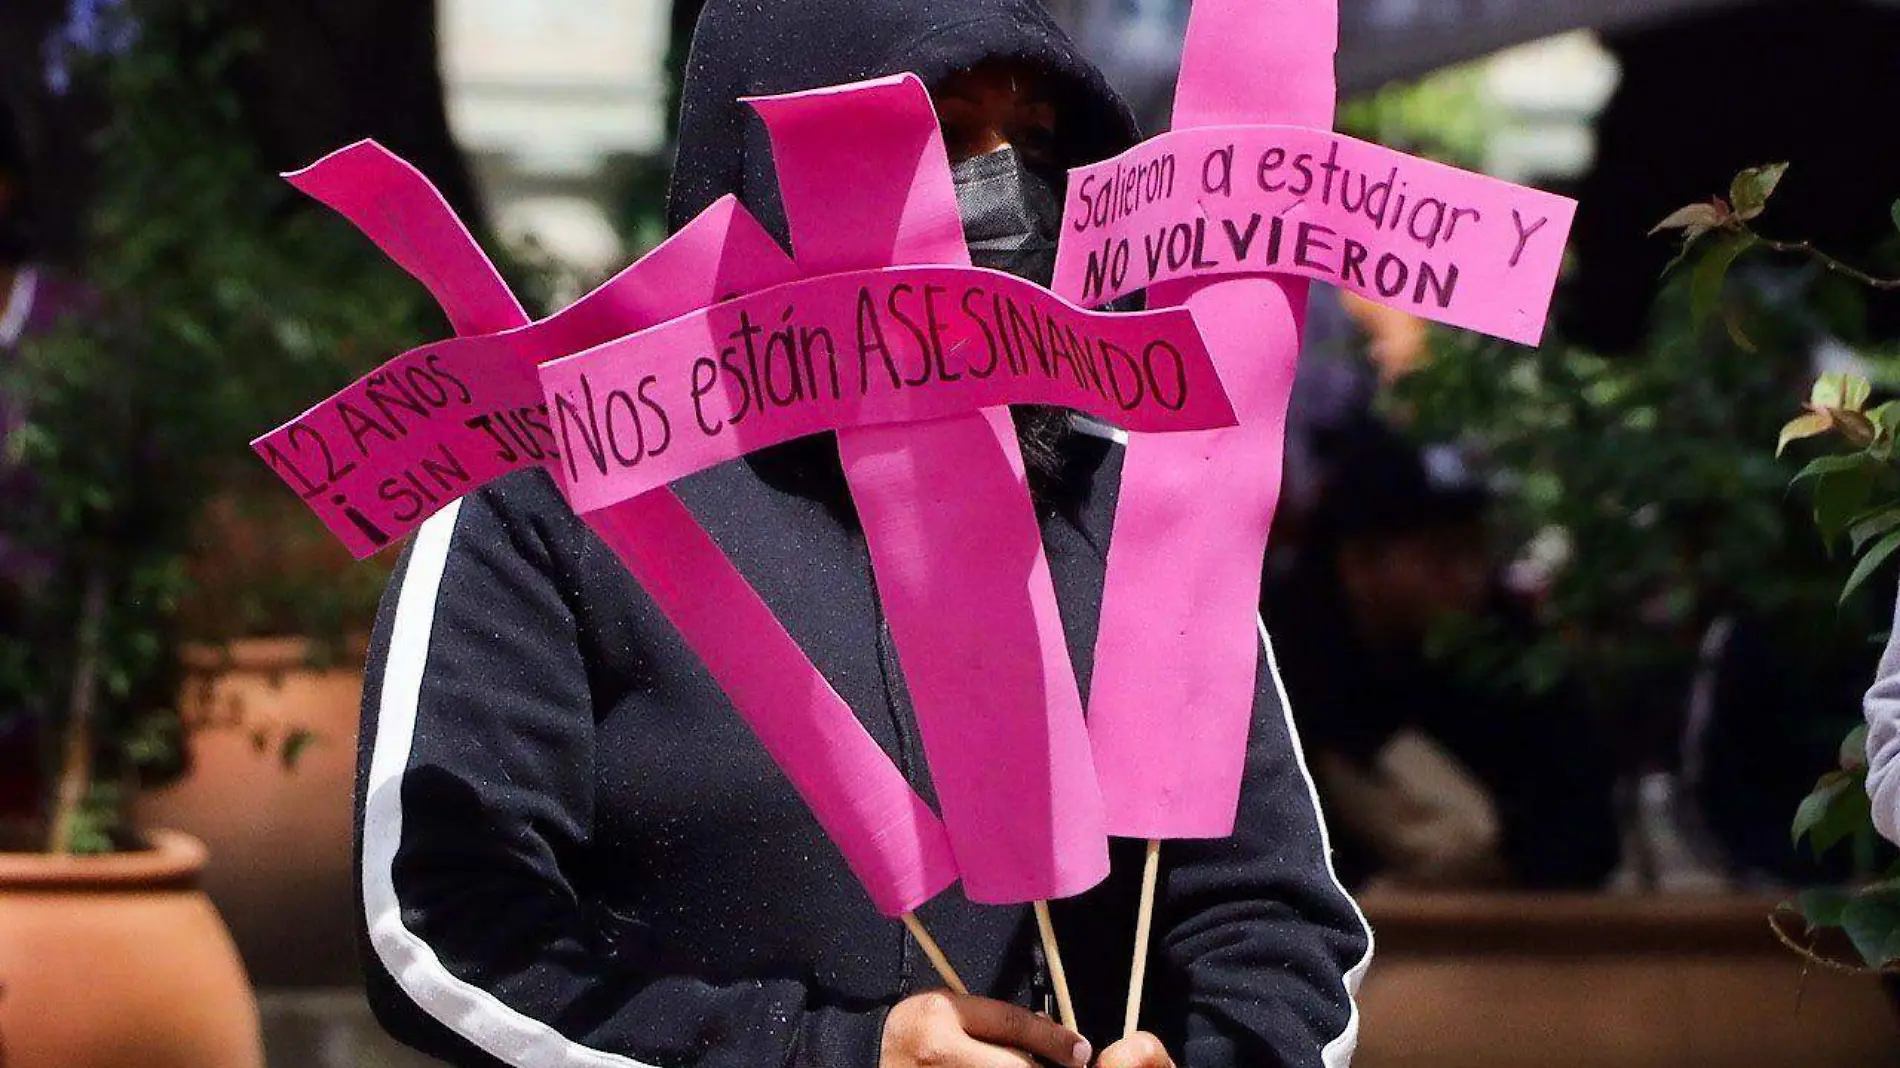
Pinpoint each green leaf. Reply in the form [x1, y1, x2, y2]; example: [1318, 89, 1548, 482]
[1779, 412, 1833, 456]
[1852, 510, 1900, 554]
[1812, 372, 1873, 413]
[1692, 233, 1758, 330]
[1814, 466, 1877, 547]
[1730, 163, 1789, 221]
[1724, 305, 1758, 353]
[1793, 453, 1872, 484]
[1845, 376, 1874, 412]
[1871, 401, 1900, 442]
[1798, 886, 1855, 929]
[1891, 198, 1900, 236]
[1844, 528, 1900, 604]
[1841, 892, 1900, 968]
[1656, 201, 1733, 275]
[1843, 724, 1872, 771]
[1794, 774, 1850, 847]
[1811, 782, 1873, 855]
[1652, 202, 1725, 236]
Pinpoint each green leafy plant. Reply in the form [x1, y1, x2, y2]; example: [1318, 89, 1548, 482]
[1651, 163, 1900, 969]
[1397, 157, 1895, 933]
[1773, 368, 1900, 968]
[1777, 373, 1900, 605]
[1337, 63, 1495, 171]
[1777, 717, 1900, 971]
[1655, 162, 1900, 352]
[1395, 275, 1854, 726]
[0, 0, 441, 854]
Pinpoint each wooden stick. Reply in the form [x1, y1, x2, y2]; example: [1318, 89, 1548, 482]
[902, 913, 969, 995]
[1034, 901, 1078, 1032]
[1124, 839, 1163, 1040]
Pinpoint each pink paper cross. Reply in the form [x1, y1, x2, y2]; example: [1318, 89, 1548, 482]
[259, 141, 958, 917]
[1066, 0, 1577, 841]
[546, 75, 1224, 905]
[745, 74, 1106, 906]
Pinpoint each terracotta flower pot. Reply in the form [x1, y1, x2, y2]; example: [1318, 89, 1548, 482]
[1354, 891, 1900, 1068]
[135, 638, 365, 987]
[0, 831, 264, 1068]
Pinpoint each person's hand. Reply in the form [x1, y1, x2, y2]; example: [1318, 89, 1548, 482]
[1095, 1032, 1177, 1068]
[881, 990, 1092, 1068]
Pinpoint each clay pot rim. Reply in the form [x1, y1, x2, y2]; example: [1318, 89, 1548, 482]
[180, 635, 369, 673]
[0, 829, 206, 890]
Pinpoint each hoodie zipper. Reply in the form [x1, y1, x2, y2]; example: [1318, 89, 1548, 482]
[867, 547, 1063, 1020]
[1031, 941, 1055, 1019]
[870, 576, 928, 993]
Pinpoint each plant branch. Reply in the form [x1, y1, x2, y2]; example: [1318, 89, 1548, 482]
[46, 566, 110, 855]
[1768, 906, 1900, 977]
[1754, 235, 1900, 291]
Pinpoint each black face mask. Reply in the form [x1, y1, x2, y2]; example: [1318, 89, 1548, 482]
[746, 147, 1090, 520]
[952, 145, 1062, 287]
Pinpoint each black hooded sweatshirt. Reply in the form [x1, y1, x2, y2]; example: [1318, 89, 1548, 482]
[353, 3, 1371, 1067]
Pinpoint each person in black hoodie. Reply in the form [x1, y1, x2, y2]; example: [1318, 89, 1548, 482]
[353, 3, 1371, 1067]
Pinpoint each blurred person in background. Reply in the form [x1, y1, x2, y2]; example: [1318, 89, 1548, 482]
[1676, 604, 1879, 887]
[1264, 417, 1621, 892]
[1273, 292, 1377, 571]
[1273, 291, 1428, 580]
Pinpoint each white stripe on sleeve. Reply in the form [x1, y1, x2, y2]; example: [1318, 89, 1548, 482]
[1074, 413, 1374, 1066]
[360, 499, 658, 1068]
[1259, 614, 1374, 1068]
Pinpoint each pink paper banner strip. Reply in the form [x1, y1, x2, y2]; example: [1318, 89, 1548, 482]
[747, 74, 1110, 904]
[590, 490, 960, 918]
[250, 196, 791, 560]
[541, 263, 1235, 516]
[1056, 125, 1577, 346]
[277, 142, 959, 917]
[1083, 0, 1340, 841]
[1088, 276, 1308, 839]
[284, 141, 527, 337]
[251, 330, 540, 559]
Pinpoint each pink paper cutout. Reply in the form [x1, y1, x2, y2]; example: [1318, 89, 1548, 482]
[540, 263, 1236, 515]
[748, 74, 1110, 904]
[251, 333, 540, 559]
[285, 141, 527, 337]
[250, 195, 790, 559]
[1056, 125, 1577, 346]
[276, 142, 959, 916]
[1082, 0, 1339, 840]
[1082, 0, 1576, 842]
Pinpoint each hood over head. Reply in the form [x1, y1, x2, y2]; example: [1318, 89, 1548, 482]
[668, 0, 1138, 245]
[666, 0, 1140, 522]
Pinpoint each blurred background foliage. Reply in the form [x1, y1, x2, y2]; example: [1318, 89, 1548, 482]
[1338, 64, 1494, 171]
[2, 0, 448, 846]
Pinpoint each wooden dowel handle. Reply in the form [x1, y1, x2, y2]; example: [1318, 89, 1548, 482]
[1125, 839, 1163, 1040]
[903, 912, 969, 995]
[1035, 900, 1079, 1032]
